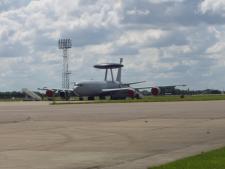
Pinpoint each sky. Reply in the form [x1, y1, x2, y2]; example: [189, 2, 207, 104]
[0, 0, 225, 91]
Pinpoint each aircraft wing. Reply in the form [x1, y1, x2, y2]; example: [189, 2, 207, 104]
[123, 81, 146, 86]
[102, 87, 135, 93]
[101, 84, 186, 92]
[102, 87, 144, 99]
[134, 84, 187, 90]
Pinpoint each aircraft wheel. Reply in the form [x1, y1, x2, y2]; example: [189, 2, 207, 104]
[65, 97, 70, 101]
[111, 96, 126, 100]
[88, 96, 95, 100]
[99, 96, 106, 100]
[110, 96, 116, 100]
[135, 94, 140, 99]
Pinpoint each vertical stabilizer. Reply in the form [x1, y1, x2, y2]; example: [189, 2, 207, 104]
[116, 58, 123, 83]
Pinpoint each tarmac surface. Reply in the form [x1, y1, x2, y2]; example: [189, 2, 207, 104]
[0, 101, 225, 169]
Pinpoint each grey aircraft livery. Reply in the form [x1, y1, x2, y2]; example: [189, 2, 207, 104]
[39, 58, 186, 100]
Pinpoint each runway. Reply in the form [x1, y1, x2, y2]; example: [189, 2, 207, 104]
[0, 101, 225, 169]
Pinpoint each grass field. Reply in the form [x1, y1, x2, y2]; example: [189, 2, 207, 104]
[52, 94, 225, 104]
[149, 147, 225, 169]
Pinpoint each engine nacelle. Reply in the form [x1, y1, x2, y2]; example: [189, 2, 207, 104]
[46, 90, 54, 97]
[59, 91, 70, 100]
[151, 87, 161, 96]
[59, 91, 66, 98]
[127, 89, 135, 98]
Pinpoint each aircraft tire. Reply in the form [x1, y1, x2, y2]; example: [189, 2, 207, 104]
[99, 96, 106, 100]
[111, 96, 126, 100]
[88, 96, 95, 100]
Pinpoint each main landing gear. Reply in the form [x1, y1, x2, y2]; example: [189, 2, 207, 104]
[88, 96, 95, 100]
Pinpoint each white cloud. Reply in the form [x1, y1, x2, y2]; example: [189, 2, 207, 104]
[117, 29, 167, 46]
[126, 8, 150, 16]
[0, 0, 225, 90]
[200, 0, 225, 16]
[148, 0, 184, 3]
[207, 42, 225, 54]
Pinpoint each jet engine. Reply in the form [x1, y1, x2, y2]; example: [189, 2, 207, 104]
[151, 87, 161, 96]
[127, 89, 135, 98]
[59, 91, 70, 101]
[59, 91, 66, 98]
[46, 90, 54, 97]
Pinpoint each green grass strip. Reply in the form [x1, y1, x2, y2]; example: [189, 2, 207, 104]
[149, 147, 225, 169]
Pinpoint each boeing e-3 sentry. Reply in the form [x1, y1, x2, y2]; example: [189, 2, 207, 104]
[39, 58, 186, 100]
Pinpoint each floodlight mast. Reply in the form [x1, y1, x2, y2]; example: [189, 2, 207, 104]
[58, 39, 72, 89]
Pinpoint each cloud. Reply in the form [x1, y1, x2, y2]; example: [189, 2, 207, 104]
[0, 0, 225, 91]
[122, 0, 225, 26]
[0, 0, 31, 11]
[200, 0, 225, 16]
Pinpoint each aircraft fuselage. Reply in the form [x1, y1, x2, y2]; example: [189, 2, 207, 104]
[74, 80, 121, 97]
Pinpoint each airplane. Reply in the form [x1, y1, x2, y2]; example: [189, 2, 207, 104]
[38, 58, 186, 100]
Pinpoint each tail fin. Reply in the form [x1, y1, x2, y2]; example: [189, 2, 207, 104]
[116, 58, 123, 83]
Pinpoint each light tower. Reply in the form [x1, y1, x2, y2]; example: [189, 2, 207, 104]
[58, 39, 72, 89]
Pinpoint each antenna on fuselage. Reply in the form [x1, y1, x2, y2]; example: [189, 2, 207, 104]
[94, 61, 124, 82]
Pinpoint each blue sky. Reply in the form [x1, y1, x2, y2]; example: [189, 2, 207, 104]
[0, 0, 225, 91]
